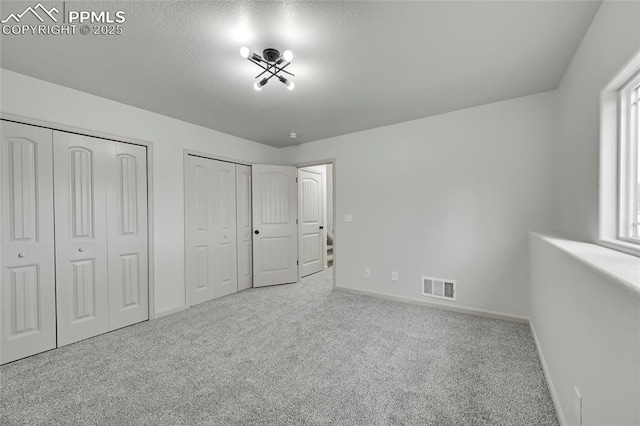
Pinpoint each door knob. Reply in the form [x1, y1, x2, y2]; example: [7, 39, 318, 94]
[18, 252, 26, 258]
[254, 230, 260, 234]
[78, 247, 85, 252]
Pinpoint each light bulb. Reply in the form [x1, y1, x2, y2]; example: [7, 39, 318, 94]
[283, 50, 293, 62]
[286, 80, 295, 91]
[240, 46, 250, 59]
[254, 78, 268, 91]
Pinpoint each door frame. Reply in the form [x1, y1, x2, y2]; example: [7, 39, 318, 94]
[182, 149, 252, 308]
[295, 158, 337, 289]
[0, 113, 157, 319]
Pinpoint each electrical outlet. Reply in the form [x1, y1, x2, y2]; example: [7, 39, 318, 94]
[574, 386, 582, 426]
[364, 268, 371, 277]
[391, 271, 398, 281]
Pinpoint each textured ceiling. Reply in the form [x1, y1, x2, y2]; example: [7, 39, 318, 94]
[0, 1, 601, 147]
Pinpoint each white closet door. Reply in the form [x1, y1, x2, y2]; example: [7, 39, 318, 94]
[0, 122, 56, 364]
[185, 156, 238, 306]
[236, 165, 252, 291]
[54, 131, 109, 346]
[298, 168, 325, 278]
[186, 155, 216, 305]
[252, 165, 298, 287]
[106, 142, 148, 330]
[213, 160, 238, 298]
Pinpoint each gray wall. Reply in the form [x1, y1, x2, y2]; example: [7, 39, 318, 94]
[281, 92, 557, 318]
[532, 1, 640, 424]
[530, 233, 639, 425]
[554, 0, 640, 241]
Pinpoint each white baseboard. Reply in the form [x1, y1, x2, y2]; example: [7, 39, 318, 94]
[529, 320, 567, 426]
[154, 304, 185, 319]
[334, 286, 528, 323]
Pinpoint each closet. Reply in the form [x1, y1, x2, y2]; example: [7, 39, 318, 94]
[0, 121, 149, 364]
[184, 154, 252, 306]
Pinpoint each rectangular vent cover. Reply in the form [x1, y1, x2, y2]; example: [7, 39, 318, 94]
[422, 276, 456, 301]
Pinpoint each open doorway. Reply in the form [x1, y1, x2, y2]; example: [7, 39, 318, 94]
[297, 163, 335, 281]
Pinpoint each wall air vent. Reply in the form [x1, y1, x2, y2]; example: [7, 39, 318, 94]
[422, 276, 456, 301]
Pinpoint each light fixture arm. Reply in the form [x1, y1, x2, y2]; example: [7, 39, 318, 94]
[253, 61, 295, 80]
[242, 47, 296, 90]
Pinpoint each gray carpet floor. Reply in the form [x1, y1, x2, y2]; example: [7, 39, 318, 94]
[1, 267, 558, 425]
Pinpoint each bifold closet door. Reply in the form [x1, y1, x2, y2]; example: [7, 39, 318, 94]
[236, 165, 252, 291]
[185, 156, 238, 306]
[0, 122, 56, 364]
[54, 133, 148, 345]
[106, 142, 148, 331]
[54, 132, 110, 346]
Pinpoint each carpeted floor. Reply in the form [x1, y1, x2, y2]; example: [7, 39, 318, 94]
[1, 267, 558, 425]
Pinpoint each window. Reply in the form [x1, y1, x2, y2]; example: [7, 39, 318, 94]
[619, 71, 640, 244]
[600, 53, 640, 257]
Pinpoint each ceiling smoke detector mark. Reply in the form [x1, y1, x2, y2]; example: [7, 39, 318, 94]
[422, 276, 456, 301]
[290, 132, 297, 138]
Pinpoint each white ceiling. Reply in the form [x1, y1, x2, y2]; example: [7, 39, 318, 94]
[0, 1, 601, 147]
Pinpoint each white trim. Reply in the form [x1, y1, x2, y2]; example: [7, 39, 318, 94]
[530, 320, 567, 426]
[618, 70, 640, 242]
[599, 237, 640, 257]
[153, 304, 185, 319]
[1, 112, 154, 148]
[599, 49, 640, 257]
[534, 232, 640, 295]
[0, 113, 158, 320]
[334, 286, 528, 323]
[146, 142, 156, 319]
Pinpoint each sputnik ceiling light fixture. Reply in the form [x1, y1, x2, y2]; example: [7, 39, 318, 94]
[240, 46, 295, 91]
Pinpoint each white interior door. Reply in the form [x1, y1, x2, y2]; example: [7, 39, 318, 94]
[252, 165, 298, 287]
[106, 142, 149, 331]
[0, 121, 56, 364]
[298, 167, 325, 278]
[185, 156, 238, 306]
[236, 165, 253, 291]
[54, 131, 109, 346]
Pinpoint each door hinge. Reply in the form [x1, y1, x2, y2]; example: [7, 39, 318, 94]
[297, 260, 299, 265]
[296, 219, 298, 224]
[296, 177, 298, 183]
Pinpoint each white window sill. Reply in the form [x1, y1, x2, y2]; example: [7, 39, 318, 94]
[532, 232, 640, 295]
[598, 238, 640, 258]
